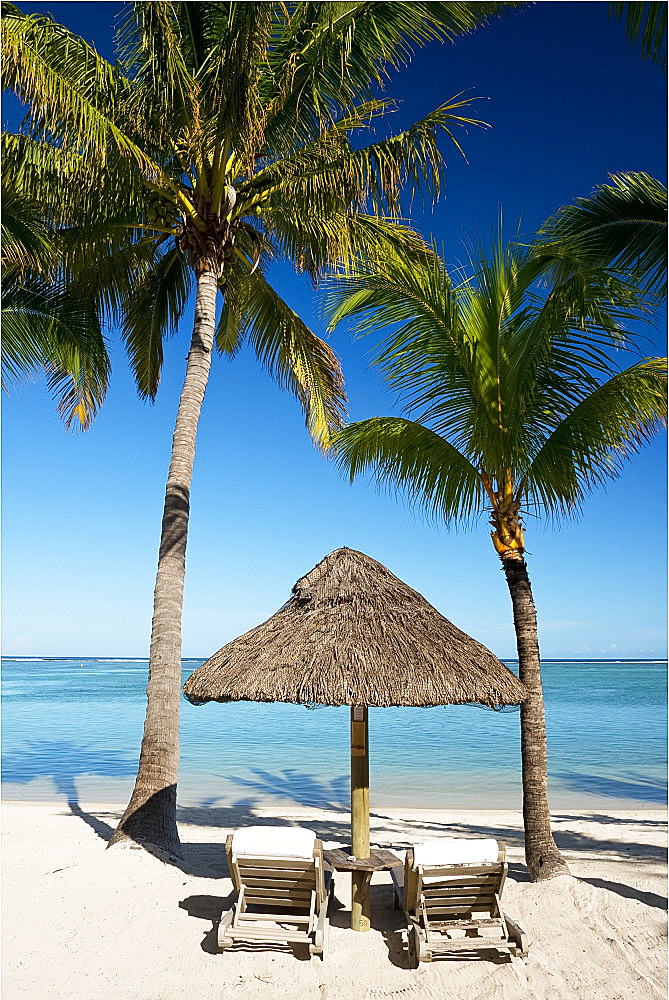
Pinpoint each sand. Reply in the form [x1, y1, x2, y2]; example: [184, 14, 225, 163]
[2, 800, 666, 1000]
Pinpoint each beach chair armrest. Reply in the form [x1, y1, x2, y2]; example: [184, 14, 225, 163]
[505, 914, 530, 957]
[390, 863, 404, 910]
[217, 907, 235, 949]
[315, 888, 328, 935]
[313, 871, 334, 958]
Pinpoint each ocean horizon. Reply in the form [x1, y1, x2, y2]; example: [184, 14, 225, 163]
[2, 657, 666, 811]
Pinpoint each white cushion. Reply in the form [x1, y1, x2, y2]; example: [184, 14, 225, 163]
[413, 837, 499, 868]
[231, 825, 316, 859]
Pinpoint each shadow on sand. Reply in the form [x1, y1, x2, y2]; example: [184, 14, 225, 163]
[55, 767, 667, 885]
[579, 877, 668, 910]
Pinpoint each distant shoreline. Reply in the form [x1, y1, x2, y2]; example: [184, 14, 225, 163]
[2, 655, 667, 663]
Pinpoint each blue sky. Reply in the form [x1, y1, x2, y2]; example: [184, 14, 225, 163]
[2, 2, 667, 659]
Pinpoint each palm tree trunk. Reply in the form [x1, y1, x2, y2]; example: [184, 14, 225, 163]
[501, 552, 571, 881]
[108, 262, 219, 857]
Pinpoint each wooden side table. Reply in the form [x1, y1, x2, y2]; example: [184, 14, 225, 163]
[324, 846, 403, 932]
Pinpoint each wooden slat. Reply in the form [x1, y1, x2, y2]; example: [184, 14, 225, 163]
[425, 906, 494, 918]
[241, 886, 313, 897]
[244, 897, 310, 910]
[243, 883, 313, 896]
[430, 918, 503, 930]
[239, 873, 316, 887]
[422, 875, 500, 889]
[426, 895, 496, 909]
[228, 927, 311, 944]
[244, 898, 312, 909]
[244, 896, 311, 907]
[430, 937, 512, 953]
[423, 885, 498, 898]
[237, 912, 310, 925]
[421, 864, 503, 879]
[238, 863, 313, 876]
[423, 891, 496, 906]
[237, 856, 314, 870]
[323, 847, 402, 872]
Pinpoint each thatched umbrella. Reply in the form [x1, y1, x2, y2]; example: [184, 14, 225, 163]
[183, 547, 526, 930]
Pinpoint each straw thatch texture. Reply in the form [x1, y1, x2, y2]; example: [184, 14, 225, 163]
[183, 548, 526, 709]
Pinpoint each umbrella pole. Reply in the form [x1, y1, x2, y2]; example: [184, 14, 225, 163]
[350, 705, 370, 932]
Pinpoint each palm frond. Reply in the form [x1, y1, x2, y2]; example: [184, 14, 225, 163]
[327, 217, 664, 502]
[325, 246, 486, 459]
[250, 97, 486, 217]
[610, 2, 667, 71]
[523, 357, 668, 517]
[332, 416, 485, 523]
[535, 172, 668, 299]
[262, 2, 521, 149]
[1, 274, 109, 429]
[219, 268, 347, 450]
[268, 210, 432, 284]
[0, 178, 56, 274]
[121, 247, 192, 399]
[3, 6, 133, 160]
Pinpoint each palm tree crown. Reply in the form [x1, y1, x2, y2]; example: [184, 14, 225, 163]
[1, 1, 508, 444]
[327, 226, 666, 550]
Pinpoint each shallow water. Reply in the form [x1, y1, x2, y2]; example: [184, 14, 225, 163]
[1, 658, 666, 810]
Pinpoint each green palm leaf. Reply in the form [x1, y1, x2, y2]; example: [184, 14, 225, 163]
[524, 358, 667, 514]
[263, 2, 522, 148]
[0, 178, 55, 274]
[121, 248, 192, 399]
[218, 268, 347, 450]
[327, 216, 666, 521]
[610, 2, 667, 70]
[535, 172, 668, 300]
[333, 416, 485, 521]
[1, 275, 109, 429]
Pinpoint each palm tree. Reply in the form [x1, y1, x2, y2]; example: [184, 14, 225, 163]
[326, 207, 667, 881]
[2, 1, 518, 857]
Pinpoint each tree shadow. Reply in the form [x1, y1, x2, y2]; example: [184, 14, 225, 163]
[554, 813, 667, 828]
[552, 771, 667, 804]
[225, 768, 349, 810]
[67, 800, 115, 841]
[39, 766, 665, 878]
[579, 878, 668, 910]
[176, 796, 356, 877]
[1, 739, 138, 803]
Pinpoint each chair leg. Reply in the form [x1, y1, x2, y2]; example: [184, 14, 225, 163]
[407, 924, 422, 968]
[217, 908, 234, 952]
[418, 931, 432, 964]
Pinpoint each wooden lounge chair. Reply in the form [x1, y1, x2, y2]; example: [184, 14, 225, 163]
[219, 826, 334, 959]
[390, 837, 529, 966]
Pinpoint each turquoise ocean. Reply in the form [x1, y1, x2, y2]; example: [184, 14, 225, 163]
[1, 658, 666, 811]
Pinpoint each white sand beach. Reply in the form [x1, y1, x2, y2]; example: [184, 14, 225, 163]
[2, 800, 666, 1000]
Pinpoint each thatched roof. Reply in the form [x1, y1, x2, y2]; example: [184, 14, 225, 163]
[183, 548, 526, 709]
